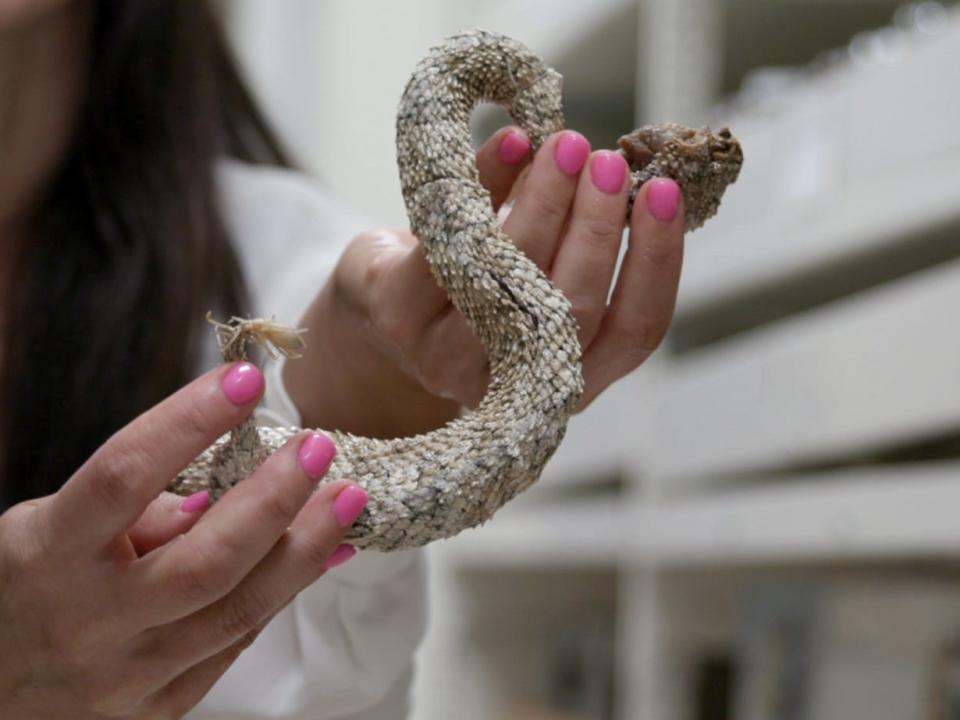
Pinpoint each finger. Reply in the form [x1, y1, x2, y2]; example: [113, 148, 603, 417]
[370, 230, 449, 330]
[579, 178, 685, 410]
[476, 126, 531, 212]
[145, 633, 253, 720]
[550, 150, 630, 347]
[143, 481, 364, 688]
[131, 431, 337, 627]
[127, 491, 211, 557]
[419, 308, 489, 406]
[146, 606, 282, 718]
[338, 231, 484, 409]
[502, 130, 590, 270]
[48, 362, 265, 552]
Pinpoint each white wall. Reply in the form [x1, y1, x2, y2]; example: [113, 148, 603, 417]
[223, 0, 632, 226]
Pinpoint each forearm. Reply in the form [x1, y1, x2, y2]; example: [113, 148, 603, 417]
[283, 280, 461, 438]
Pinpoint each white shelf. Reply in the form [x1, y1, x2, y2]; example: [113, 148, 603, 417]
[437, 462, 960, 569]
[638, 258, 960, 483]
[434, 496, 627, 567]
[626, 462, 960, 566]
[679, 13, 960, 314]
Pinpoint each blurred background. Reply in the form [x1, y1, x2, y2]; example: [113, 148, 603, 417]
[219, 1, 960, 718]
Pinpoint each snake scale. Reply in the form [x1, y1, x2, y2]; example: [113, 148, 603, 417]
[171, 30, 743, 551]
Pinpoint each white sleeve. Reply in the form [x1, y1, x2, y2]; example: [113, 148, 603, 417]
[186, 161, 427, 720]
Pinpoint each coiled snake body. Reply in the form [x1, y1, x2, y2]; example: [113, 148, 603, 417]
[172, 30, 742, 551]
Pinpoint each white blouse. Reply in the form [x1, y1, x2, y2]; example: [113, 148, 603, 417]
[186, 161, 426, 719]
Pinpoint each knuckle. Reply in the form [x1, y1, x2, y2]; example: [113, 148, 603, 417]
[616, 322, 664, 369]
[298, 532, 337, 568]
[389, 227, 419, 248]
[369, 297, 413, 347]
[28, 504, 61, 561]
[87, 674, 146, 718]
[233, 626, 263, 654]
[359, 226, 415, 247]
[417, 350, 467, 402]
[359, 242, 393, 291]
[172, 544, 233, 604]
[174, 563, 222, 606]
[255, 481, 303, 526]
[640, 237, 681, 273]
[88, 445, 149, 513]
[527, 188, 570, 223]
[1, 514, 47, 578]
[416, 356, 449, 398]
[578, 215, 622, 247]
[178, 397, 215, 444]
[352, 228, 417, 288]
[567, 293, 604, 326]
[367, 288, 419, 352]
[418, 376, 449, 401]
[220, 588, 274, 642]
[414, 325, 487, 403]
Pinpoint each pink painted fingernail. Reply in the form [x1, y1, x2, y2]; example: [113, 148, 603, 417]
[298, 433, 336, 481]
[221, 362, 264, 405]
[180, 490, 210, 513]
[498, 129, 530, 165]
[333, 485, 368, 527]
[646, 178, 681, 222]
[325, 543, 357, 569]
[553, 131, 590, 176]
[590, 151, 627, 194]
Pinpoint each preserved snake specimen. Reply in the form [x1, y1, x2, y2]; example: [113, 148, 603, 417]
[171, 30, 743, 551]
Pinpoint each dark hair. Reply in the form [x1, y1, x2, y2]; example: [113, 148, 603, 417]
[1, 1, 288, 506]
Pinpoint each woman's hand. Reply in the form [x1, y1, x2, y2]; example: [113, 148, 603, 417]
[0, 362, 368, 719]
[286, 127, 685, 438]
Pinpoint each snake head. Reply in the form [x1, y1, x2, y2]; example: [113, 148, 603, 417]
[618, 123, 743, 231]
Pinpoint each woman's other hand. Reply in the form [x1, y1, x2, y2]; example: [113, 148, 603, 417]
[287, 127, 685, 437]
[0, 362, 367, 719]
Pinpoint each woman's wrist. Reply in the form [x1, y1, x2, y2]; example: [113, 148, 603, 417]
[283, 280, 461, 438]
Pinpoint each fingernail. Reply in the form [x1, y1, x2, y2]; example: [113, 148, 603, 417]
[298, 433, 336, 481]
[553, 131, 590, 176]
[590, 151, 627, 194]
[180, 490, 210, 513]
[324, 543, 357, 570]
[333, 485, 368, 527]
[222, 362, 264, 405]
[646, 178, 681, 222]
[498, 129, 530, 165]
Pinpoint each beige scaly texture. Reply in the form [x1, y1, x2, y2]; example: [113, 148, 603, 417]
[171, 30, 743, 551]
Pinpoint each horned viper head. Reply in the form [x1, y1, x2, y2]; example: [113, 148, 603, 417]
[619, 124, 743, 231]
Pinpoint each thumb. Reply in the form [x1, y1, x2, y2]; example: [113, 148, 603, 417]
[128, 490, 210, 556]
